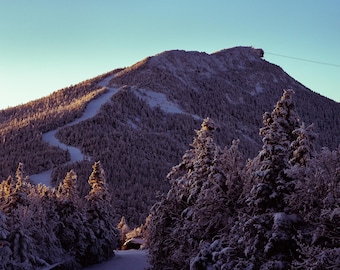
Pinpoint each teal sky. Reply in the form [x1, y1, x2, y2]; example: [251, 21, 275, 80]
[1, 0, 339, 109]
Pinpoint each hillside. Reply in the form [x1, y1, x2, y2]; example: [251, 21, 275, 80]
[1, 46, 339, 225]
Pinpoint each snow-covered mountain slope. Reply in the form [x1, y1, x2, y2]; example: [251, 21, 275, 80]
[110, 47, 301, 101]
[109, 46, 339, 149]
[1, 46, 339, 226]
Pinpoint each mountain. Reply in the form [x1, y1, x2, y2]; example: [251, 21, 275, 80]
[1, 46, 339, 225]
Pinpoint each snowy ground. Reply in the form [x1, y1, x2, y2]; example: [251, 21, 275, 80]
[83, 250, 151, 270]
[30, 76, 119, 186]
[133, 87, 201, 120]
[30, 169, 53, 186]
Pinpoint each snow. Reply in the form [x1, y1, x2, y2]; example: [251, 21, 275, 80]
[225, 93, 234, 104]
[83, 250, 150, 270]
[133, 88, 184, 114]
[38, 262, 63, 270]
[127, 119, 140, 130]
[123, 237, 146, 247]
[30, 169, 52, 186]
[97, 74, 115, 88]
[44, 130, 84, 162]
[133, 87, 201, 120]
[250, 83, 264, 96]
[30, 76, 119, 186]
[65, 87, 118, 127]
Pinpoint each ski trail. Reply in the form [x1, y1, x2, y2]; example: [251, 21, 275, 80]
[30, 76, 118, 186]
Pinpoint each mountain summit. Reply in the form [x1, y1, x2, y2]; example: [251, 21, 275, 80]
[1, 46, 339, 225]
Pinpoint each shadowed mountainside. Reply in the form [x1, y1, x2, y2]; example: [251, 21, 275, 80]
[1, 46, 339, 225]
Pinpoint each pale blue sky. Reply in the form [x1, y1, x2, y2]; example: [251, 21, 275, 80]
[1, 0, 339, 109]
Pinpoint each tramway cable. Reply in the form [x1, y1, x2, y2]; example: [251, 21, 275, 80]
[265, 51, 340, 68]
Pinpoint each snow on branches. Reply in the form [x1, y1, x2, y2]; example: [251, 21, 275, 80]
[148, 90, 340, 270]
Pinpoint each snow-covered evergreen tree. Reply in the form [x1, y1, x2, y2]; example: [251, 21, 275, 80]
[1, 163, 31, 218]
[248, 89, 300, 213]
[117, 216, 131, 248]
[190, 140, 245, 270]
[57, 169, 80, 204]
[220, 139, 245, 207]
[85, 161, 118, 264]
[292, 146, 340, 269]
[289, 122, 317, 167]
[55, 170, 91, 268]
[285, 122, 318, 218]
[0, 176, 15, 214]
[0, 210, 11, 269]
[240, 90, 303, 268]
[148, 118, 244, 269]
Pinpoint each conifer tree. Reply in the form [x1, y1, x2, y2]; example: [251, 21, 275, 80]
[117, 216, 131, 248]
[286, 145, 340, 269]
[286, 122, 318, 215]
[240, 90, 302, 269]
[1, 163, 31, 217]
[289, 122, 317, 167]
[248, 89, 300, 213]
[85, 161, 118, 264]
[148, 118, 243, 269]
[0, 176, 15, 214]
[0, 210, 11, 269]
[57, 169, 81, 206]
[55, 170, 90, 268]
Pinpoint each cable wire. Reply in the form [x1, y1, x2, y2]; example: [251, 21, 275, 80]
[265, 52, 340, 68]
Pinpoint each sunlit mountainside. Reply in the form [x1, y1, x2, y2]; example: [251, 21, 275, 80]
[1, 46, 339, 227]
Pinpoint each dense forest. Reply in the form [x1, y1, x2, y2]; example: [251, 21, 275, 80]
[147, 90, 340, 269]
[0, 89, 338, 269]
[1, 46, 339, 229]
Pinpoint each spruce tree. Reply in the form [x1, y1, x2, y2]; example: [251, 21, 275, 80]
[85, 161, 118, 264]
[289, 122, 317, 167]
[239, 90, 302, 269]
[57, 169, 81, 206]
[249, 89, 300, 213]
[1, 163, 30, 217]
[291, 146, 340, 269]
[148, 118, 243, 269]
[0, 210, 11, 269]
[55, 170, 90, 268]
[117, 216, 131, 248]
